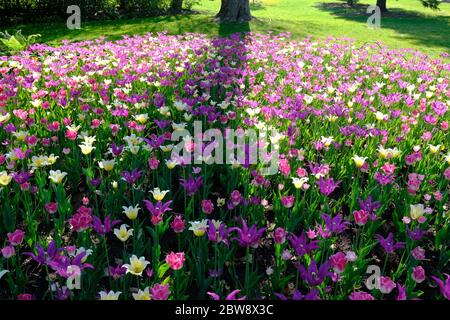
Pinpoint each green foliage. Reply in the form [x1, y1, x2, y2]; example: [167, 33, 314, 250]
[0, 0, 176, 23]
[183, 0, 200, 10]
[118, 0, 172, 18]
[0, 29, 40, 56]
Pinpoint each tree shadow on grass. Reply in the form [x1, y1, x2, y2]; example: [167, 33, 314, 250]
[14, 9, 320, 49]
[249, 1, 268, 12]
[315, 2, 450, 53]
[7, 0, 325, 47]
[218, 21, 251, 38]
[15, 13, 216, 44]
[15, 12, 261, 45]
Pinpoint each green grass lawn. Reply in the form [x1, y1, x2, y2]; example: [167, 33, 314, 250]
[10, 0, 450, 57]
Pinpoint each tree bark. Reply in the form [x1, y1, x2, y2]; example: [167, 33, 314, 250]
[376, 0, 388, 12]
[216, 0, 228, 19]
[171, 0, 183, 14]
[216, 0, 251, 23]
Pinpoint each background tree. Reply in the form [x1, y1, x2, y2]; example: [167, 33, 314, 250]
[171, 0, 184, 13]
[216, 0, 251, 22]
[376, 0, 440, 12]
[376, 0, 387, 12]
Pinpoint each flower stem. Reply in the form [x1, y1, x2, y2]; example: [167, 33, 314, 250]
[103, 236, 112, 289]
[245, 246, 250, 296]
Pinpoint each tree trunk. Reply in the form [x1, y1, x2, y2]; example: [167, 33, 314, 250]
[120, 0, 127, 12]
[376, 0, 388, 12]
[216, 0, 251, 23]
[216, 0, 228, 19]
[171, 0, 183, 14]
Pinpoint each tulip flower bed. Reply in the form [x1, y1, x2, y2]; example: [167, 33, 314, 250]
[0, 32, 449, 301]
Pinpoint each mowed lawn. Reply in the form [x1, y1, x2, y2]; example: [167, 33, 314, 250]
[11, 0, 450, 57]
